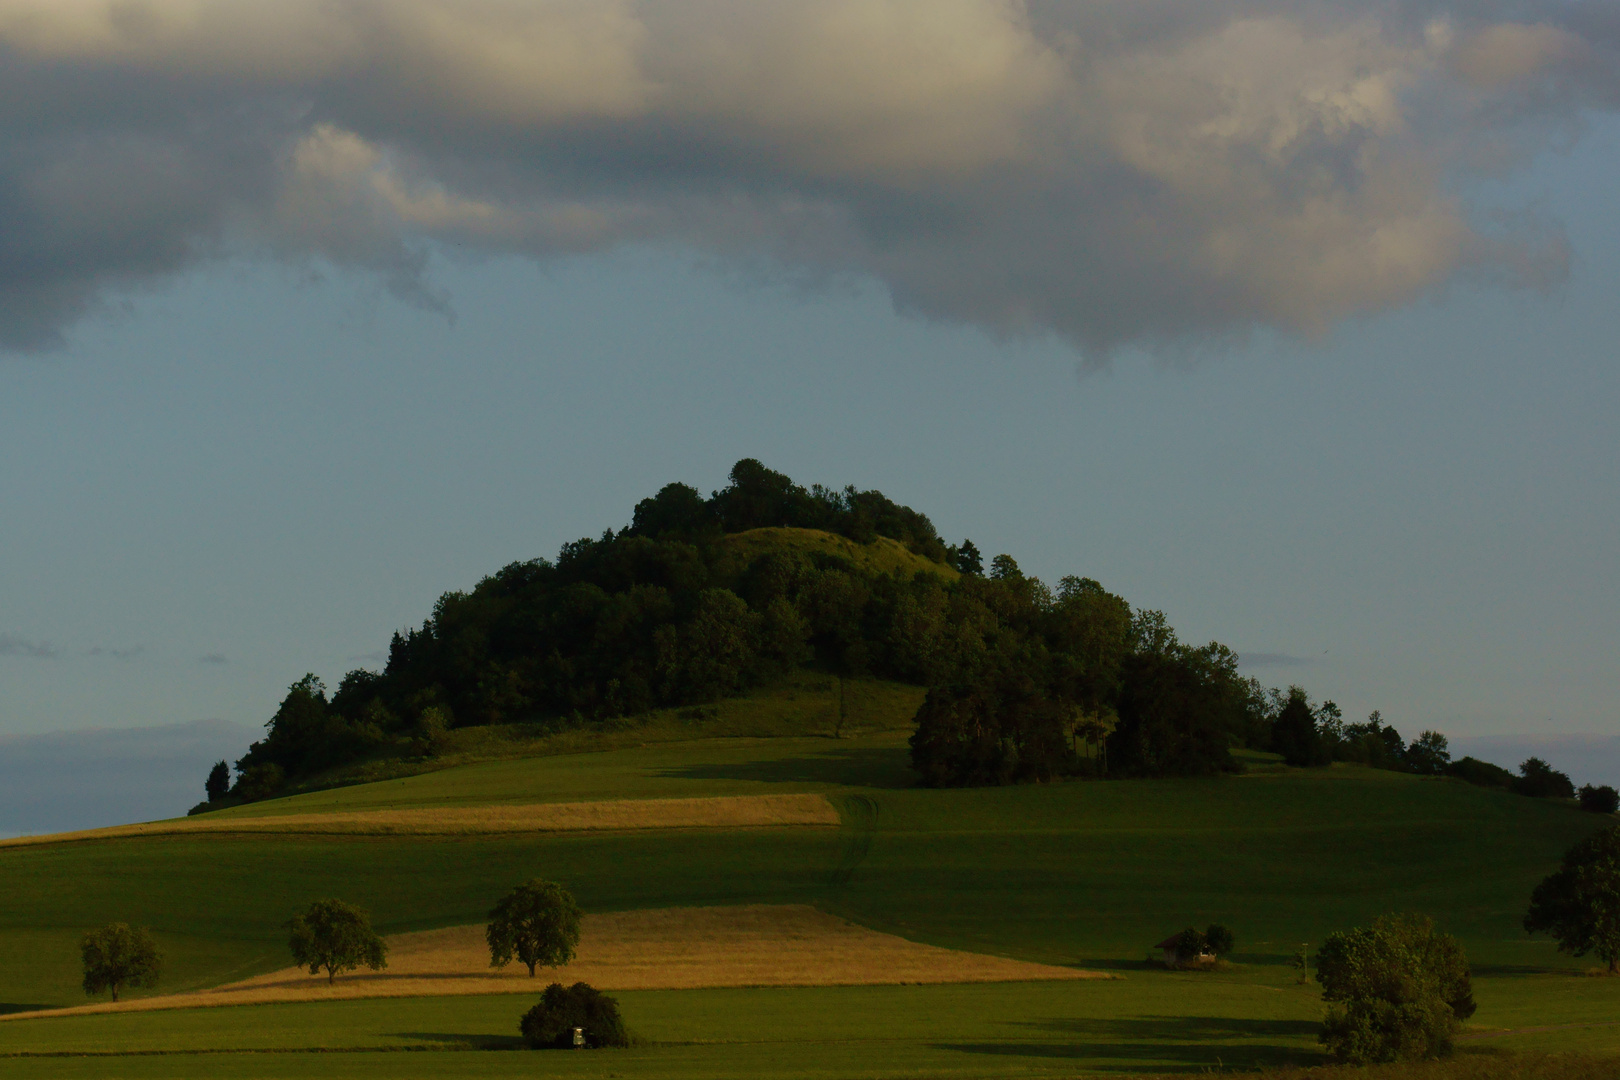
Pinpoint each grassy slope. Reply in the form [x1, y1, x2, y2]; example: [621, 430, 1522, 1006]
[2, 730, 1616, 1075]
[249, 667, 928, 800]
[715, 527, 958, 582]
[210, 675, 924, 816]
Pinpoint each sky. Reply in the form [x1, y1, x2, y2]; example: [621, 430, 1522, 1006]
[1, 1, 1618, 829]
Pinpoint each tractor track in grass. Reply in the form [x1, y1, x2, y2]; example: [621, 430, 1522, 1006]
[829, 794, 878, 886]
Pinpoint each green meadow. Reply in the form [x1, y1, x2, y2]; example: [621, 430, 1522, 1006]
[1, 724, 1615, 1077]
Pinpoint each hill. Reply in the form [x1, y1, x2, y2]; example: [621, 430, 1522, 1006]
[212, 457, 1282, 813]
[2, 731, 1617, 1076]
[213, 459, 994, 805]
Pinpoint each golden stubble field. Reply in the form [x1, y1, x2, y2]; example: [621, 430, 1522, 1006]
[0, 793, 841, 845]
[9, 905, 1109, 1019]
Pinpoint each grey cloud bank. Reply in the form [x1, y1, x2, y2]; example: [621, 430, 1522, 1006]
[2, 0, 1616, 354]
[0, 719, 258, 837]
[0, 634, 55, 659]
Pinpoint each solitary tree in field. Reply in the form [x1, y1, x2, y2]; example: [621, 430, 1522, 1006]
[487, 879, 582, 977]
[81, 922, 163, 1002]
[1524, 825, 1620, 974]
[288, 899, 388, 984]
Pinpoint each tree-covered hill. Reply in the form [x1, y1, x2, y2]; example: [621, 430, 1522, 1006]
[220, 459, 1535, 806]
[229, 460, 986, 796]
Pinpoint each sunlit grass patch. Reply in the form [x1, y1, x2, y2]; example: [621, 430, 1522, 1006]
[0, 794, 839, 848]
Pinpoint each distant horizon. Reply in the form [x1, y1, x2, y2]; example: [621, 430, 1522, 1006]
[4, 717, 1616, 841]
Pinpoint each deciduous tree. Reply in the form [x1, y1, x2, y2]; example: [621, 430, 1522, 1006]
[1524, 825, 1620, 973]
[487, 880, 583, 977]
[288, 899, 388, 984]
[81, 923, 162, 1002]
[1514, 757, 1576, 799]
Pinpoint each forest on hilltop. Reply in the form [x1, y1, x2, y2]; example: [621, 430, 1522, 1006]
[221, 460, 1484, 803]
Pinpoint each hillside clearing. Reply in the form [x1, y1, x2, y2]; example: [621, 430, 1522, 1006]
[7, 905, 1105, 1019]
[0, 794, 838, 847]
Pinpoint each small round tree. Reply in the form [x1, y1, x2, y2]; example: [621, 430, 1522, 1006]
[1204, 924, 1235, 958]
[81, 923, 163, 1002]
[288, 898, 388, 984]
[487, 879, 582, 977]
[1524, 824, 1620, 973]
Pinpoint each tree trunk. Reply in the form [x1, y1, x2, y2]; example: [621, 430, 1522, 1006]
[327, 965, 336, 985]
[527, 960, 537, 977]
[110, 985, 119, 1002]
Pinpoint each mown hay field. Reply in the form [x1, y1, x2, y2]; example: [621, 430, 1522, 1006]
[13, 904, 1105, 1019]
[2, 732, 1617, 1076]
[0, 794, 839, 846]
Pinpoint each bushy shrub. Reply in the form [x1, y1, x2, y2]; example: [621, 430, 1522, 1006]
[1321, 996, 1461, 1065]
[1171, 927, 1208, 964]
[1514, 758, 1575, 799]
[1205, 924, 1235, 957]
[520, 982, 627, 1049]
[1316, 913, 1474, 1064]
[1578, 785, 1619, 815]
[1446, 756, 1515, 790]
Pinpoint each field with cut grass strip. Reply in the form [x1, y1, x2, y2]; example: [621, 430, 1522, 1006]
[10, 904, 1105, 1019]
[0, 794, 839, 846]
[2, 730, 1617, 1077]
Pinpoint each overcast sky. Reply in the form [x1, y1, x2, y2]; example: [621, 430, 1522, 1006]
[2, 1, 1617, 764]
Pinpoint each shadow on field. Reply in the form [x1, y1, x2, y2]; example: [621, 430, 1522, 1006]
[0, 1003, 51, 1015]
[939, 1015, 1324, 1073]
[390, 1031, 525, 1051]
[1228, 952, 1294, 968]
[658, 746, 915, 789]
[1471, 963, 1573, 977]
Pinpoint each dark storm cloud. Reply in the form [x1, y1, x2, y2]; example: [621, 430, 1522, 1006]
[0, 0, 1615, 355]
